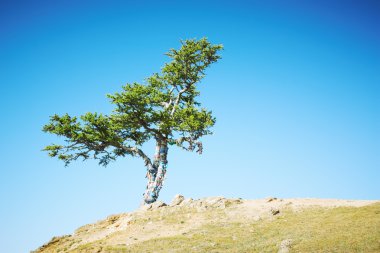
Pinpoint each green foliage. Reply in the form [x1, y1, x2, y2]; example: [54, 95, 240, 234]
[43, 38, 223, 166]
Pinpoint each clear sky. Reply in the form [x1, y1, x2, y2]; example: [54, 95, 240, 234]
[0, 0, 379, 252]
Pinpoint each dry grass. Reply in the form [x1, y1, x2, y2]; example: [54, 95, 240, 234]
[102, 203, 380, 253]
[34, 200, 380, 253]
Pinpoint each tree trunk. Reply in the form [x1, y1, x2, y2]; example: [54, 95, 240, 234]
[143, 140, 168, 204]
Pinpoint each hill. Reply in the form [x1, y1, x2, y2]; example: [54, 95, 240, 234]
[33, 196, 380, 253]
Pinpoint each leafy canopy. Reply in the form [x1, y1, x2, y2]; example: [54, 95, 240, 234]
[43, 38, 223, 167]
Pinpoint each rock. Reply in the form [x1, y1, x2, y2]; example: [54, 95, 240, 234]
[171, 194, 185, 206]
[139, 203, 152, 211]
[194, 200, 208, 211]
[140, 200, 167, 211]
[204, 197, 225, 207]
[151, 200, 167, 209]
[278, 239, 292, 253]
[266, 197, 278, 202]
[180, 198, 194, 206]
[224, 198, 243, 207]
[271, 208, 280, 216]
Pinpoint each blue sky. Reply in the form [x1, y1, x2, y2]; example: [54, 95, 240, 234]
[0, 0, 379, 252]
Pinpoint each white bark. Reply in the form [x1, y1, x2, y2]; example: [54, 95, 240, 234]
[143, 140, 168, 204]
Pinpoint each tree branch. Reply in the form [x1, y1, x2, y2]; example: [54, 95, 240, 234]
[168, 136, 203, 154]
[170, 85, 190, 116]
[161, 86, 176, 109]
[119, 145, 153, 168]
[137, 118, 163, 139]
[129, 104, 164, 139]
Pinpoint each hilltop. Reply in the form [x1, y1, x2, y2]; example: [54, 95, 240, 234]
[33, 196, 380, 253]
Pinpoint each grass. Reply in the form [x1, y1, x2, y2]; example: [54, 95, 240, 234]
[102, 203, 380, 253]
[36, 203, 380, 253]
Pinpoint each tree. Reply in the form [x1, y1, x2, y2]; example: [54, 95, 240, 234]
[42, 38, 223, 204]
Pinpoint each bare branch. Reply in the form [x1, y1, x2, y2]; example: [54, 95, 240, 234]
[169, 136, 203, 154]
[161, 86, 176, 109]
[169, 86, 176, 95]
[170, 85, 190, 116]
[119, 145, 153, 168]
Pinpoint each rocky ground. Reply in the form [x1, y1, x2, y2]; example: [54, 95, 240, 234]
[33, 195, 380, 253]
